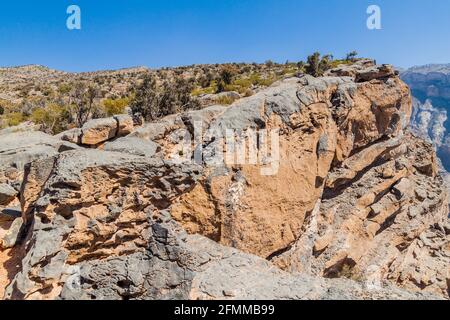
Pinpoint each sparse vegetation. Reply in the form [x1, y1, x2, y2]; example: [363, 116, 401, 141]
[30, 103, 69, 134]
[305, 52, 333, 77]
[69, 82, 101, 127]
[346, 51, 359, 62]
[102, 97, 130, 116]
[0, 52, 364, 131]
[130, 73, 200, 121]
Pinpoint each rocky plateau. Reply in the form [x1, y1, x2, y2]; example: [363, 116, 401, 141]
[0, 60, 448, 300]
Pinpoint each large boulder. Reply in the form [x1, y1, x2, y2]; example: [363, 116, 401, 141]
[271, 134, 449, 298]
[4, 149, 202, 299]
[0, 218, 22, 249]
[54, 128, 82, 144]
[0, 131, 79, 193]
[80, 115, 134, 146]
[80, 118, 118, 145]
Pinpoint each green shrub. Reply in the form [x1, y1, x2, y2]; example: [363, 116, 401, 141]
[192, 82, 217, 96]
[305, 52, 334, 77]
[58, 83, 72, 95]
[30, 104, 69, 134]
[215, 95, 237, 105]
[346, 51, 358, 62]
[330, 59, 352, 68]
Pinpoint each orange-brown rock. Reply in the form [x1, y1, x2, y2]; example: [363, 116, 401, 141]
[271, 134, 449, 298]
[169, 61, 414, 261]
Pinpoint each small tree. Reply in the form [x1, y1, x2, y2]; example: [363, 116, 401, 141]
[305, 52, 333, 77]
[30, 103, 69, 134]
[216, 65, 238, 93]
[130, 73, 200, 122]
[297, 61, 306, 70]
[265, 60, 275, 68]
[130, 74, 159, 121]
[219, 65, 237, 85]
[346, 51, 358, 62]
[305, 52, 321, 77]
[69, 82, 100, 127]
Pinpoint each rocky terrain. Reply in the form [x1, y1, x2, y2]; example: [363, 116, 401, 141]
[0, 60, 449, 300]
[0, 65, 146, 104]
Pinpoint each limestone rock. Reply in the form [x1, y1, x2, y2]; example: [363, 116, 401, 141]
[0, 184, 18, 206]
[0, 207, 21, 222]
[0, 122, 40, 136]
[0, 131, 78, 172]
[271, 134, 449, 298]
[104, 137, 159, 157]
[54, 128, 82, 144]
[169, 63, 412, 260]
[4, 149, 202, 299]
[0, 131, 79, 198]
[0, 218, 22, 249]
[1, 60, 449, 300]
[114, 114, 134, 137]
[59, 115, 134, 147]
[81, 118, 119, 145]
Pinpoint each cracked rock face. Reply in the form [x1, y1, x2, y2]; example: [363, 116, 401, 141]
[1, 60, 448, 300]
[170, 61, 413, 260]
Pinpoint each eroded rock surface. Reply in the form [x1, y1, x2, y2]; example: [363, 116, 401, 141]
[170, 60, 413, 260]
[1, 60, 448, 300]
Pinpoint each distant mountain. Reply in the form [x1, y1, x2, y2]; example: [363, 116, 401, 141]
[401, 65, 450, 172]
[403, 64, 450, 74]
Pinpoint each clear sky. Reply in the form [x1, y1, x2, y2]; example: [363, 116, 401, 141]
[0, 0, 449, 72]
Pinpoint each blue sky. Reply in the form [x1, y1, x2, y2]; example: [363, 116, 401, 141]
[0, 0, 449, 72]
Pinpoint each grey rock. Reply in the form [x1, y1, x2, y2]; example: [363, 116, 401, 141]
[113, 114, 134, 137]
[54, 128, 82, 144]
[2, 61, 448, 301]
[129, 114, 181, 141]
[355, 64, 396, 82]
[81, 117, 118, 145]
[1, 217, 23, 249]
[392, 178, 412, 199]
[104, 137, 159, 157]
[0, 131, 78, 171]
[0, 122, 40, 136]
[0, 183, 18, 205]
[201, 91, 241, 105]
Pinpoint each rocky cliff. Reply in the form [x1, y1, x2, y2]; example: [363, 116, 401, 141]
[0, 60, 448, 300]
